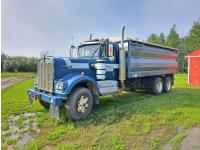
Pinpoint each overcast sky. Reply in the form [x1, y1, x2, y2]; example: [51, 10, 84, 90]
[2, 0, 200, 57]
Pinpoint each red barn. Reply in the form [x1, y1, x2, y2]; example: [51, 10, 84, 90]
[186, 49, 200, 86]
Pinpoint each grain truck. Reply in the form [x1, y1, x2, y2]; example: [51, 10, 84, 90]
[28, 26, 178, 120]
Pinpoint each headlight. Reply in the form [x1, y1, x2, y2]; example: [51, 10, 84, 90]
[56, 80, 63, 91]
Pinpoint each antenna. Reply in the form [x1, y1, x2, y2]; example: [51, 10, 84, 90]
[89, 34, 92, 40]
[69, 35, 74, 57]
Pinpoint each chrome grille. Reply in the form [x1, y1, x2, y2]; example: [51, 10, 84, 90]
[37, 58, 54, 93]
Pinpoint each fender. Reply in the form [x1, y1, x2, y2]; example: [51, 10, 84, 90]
[62, 73, 99, 95]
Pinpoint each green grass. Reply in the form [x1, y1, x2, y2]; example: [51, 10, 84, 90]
[1, 74, 200, 150]
[171, 132, 186, 150]
[1, 72, 36, 78]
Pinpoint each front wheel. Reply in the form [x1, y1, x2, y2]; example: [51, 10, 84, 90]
[65, 87, 93, 120]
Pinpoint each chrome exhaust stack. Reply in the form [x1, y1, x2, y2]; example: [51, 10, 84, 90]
[119, 25, 126, 89]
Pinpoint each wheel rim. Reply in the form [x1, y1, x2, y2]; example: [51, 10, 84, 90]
[156, 80, 163, 93]
[77, 96, 89, 113]
[166, 80, 171, 91]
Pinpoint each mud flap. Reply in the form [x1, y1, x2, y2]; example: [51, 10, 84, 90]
[28, 95, 34, 105]
[49, 104, 59, 119]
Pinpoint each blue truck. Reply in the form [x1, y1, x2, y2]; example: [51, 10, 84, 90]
[28, 26, 178, 120]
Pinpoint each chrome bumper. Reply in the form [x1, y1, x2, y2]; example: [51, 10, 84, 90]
[28, 89, 63, 119]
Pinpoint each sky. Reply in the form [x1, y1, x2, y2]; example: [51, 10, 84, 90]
[2, 0, 200, 57]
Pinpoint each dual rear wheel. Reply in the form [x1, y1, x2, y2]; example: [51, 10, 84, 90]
[151, 76, 172, 95]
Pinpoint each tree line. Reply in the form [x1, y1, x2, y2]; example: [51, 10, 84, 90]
[147, 19, 200, 72]
[1, 52, 38, 72]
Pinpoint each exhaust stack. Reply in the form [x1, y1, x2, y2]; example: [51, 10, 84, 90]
[119, 25, 126, 89]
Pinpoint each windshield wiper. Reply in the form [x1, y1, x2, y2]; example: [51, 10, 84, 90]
[92, 48, 99, 57]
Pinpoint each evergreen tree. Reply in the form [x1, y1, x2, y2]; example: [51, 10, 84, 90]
[147, 33, 159, 44]
[166, 24, 180, 49]
[186, 19, 200, 52]
[157, 33, 166, 46]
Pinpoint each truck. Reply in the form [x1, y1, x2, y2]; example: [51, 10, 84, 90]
[28, 26, 178, 120]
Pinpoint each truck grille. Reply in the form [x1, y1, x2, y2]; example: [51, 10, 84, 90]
[37, 58, 54, 93]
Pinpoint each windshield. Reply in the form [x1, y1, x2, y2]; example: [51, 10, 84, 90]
[78, 44, 100, 58]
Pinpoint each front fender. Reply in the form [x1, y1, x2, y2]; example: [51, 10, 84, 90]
[62, 73, 98, 95]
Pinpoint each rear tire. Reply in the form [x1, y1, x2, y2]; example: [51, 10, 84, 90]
[164, 76, 172, 93]
[39, 99, 50, 109]
[152, 77, 163, 95]
[65, 87, 93, 121]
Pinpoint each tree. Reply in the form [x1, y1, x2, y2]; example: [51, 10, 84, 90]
[157, 33, 166, 46]
[166, 24, 180, 49]
[147, 33, 166, 46]
[1, 53, 38, 72]
[147, 33, 159, 44]
[186, 19, 200, 53]
[1, 52, 8, 72]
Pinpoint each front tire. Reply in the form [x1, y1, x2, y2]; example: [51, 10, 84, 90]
[65, 87, 93, 120]
[152, 77, 163, 95]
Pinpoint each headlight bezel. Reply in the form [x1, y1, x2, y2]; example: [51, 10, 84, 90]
[55, 80, 64, 91]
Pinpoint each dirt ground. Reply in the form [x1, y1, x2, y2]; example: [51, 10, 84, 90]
[179, 127, 200, 150]
[1, 76, 32, 89]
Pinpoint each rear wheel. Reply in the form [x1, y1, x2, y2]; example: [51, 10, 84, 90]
[39, 99, 50, 109]
[164, 76, 172, 93]
[65, 87, 93, 120]
[152, 77, 163, 95]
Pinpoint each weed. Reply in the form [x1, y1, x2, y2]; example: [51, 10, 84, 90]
[171, 132, 186, 150]
[25, 139, 43, 150]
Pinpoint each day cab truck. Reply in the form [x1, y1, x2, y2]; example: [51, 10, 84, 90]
[28, 26, 178, 120]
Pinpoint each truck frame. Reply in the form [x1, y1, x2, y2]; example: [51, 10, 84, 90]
[28, 26, 178, 120]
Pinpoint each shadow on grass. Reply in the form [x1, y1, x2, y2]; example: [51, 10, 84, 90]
[57, 87, 200, 127]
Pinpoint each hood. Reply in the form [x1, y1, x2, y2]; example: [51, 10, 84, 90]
[53, 57, 97, 80]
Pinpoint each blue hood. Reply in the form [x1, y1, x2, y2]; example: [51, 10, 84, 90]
[53, 57, 97, 80]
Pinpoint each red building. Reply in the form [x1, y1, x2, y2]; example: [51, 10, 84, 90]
[186, 49, 200, 86]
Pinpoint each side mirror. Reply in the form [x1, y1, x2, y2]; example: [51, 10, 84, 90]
[71, 45, 76, 49]
[70, 45, 76, 57]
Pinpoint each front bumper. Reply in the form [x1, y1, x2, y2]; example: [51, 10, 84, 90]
[28, 89, 63, 106]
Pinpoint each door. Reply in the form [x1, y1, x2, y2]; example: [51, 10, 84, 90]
[100, 43, 118, 80]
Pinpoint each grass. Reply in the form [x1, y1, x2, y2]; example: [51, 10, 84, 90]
[1, 74, 200, 150]
[1, 72, 36, 78]
[171, 132, 186, 150]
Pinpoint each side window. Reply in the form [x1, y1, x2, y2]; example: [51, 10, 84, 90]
[101, 45, 107, 57]
[101, 44, 114, 58]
